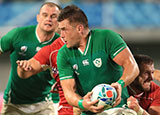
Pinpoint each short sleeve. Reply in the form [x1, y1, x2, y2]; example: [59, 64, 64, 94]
[105, 30, 127, 59]
[0, 28, 18, 52]
[57, 46, 74, 80]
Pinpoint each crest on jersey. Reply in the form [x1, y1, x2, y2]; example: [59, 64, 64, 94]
[19, 46, 28, 56]
[21, 46, 27, 52]
[93, 58, 102, 68]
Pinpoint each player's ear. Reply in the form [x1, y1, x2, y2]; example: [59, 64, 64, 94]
[36, 14, 40, 23]
[77, 24, 84, 34]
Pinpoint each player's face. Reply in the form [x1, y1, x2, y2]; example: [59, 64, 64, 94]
[37, 5, 60, 33]
[59, 19, 81, 48]
[138, 63, 154, 92]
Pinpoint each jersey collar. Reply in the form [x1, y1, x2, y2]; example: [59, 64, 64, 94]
[35, 26, 55, 44]
[78, 31, 91, 55]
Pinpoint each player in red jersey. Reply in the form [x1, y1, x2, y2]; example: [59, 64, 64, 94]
[127, 54, 160, 115]
[16, 37, 73, 115]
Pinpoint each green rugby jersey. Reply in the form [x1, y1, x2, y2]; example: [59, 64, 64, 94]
[0, 25, 59, 104]
[57, 29, 129, 114]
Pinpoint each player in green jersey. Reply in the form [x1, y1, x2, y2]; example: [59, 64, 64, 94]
[57, 5, 139, 115]
[0, 2, 61, 115]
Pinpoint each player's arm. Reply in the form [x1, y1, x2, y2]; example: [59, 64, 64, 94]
[148, 106, 160, 115]
[113, 47, 139, 87]
[60, 79, 104, 113]
[111, 47, 139, 107]
[148, 88, 160, 114]
[127, 96, 150, 115]
[17, 58, 43, 79]
[60, 79, 81, 106]
[154, 69, 160, 81]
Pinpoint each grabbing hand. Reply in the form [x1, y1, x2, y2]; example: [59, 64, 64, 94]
[17, 60, 32, 71]
[111, 82, 122, 107]
[82, 92, 104, 113]
[127, 96, 141, 113]
[50, 82, 58, 93]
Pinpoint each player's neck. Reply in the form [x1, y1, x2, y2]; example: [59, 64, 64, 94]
[36, 27, 55, 43]
[78, 29, 90, 52]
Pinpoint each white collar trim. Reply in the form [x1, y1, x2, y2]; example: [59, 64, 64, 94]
[35, 27, 55, 44]
[78, 32, 91, 55]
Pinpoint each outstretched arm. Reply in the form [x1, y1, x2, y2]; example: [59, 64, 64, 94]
[17, 58, 43, 79]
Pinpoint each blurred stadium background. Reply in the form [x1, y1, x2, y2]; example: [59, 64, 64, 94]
[0, 0, 160, 92]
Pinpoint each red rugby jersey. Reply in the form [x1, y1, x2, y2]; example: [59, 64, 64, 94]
[34, 37, 69, 107]
[128, 81, 160, 111]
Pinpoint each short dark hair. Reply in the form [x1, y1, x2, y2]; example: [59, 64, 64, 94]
[134, 54, 154, 68]
[58, 5, 88, 28]
[39, 2, 61, 12]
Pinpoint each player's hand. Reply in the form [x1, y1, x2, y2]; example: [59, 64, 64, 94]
[73, 107, 82, 115]
[50, 82, 58, 93]
[127, 96, 141, 112]
[82, 92, 104, 113]
[111, 82, 122, 107]
[16, 60, 32, 71]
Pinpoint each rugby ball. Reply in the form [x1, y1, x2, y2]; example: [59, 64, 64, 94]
[91, 84, 117, 110]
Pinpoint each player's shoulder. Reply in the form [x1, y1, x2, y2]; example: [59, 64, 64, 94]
[92, 28, 116, 34]
[41, 37, 64, 53]
[91, 29, 121, 40]
[50, 37, 65, 49]
[54, 32, 60, 38]
[151, 81, 160, 91]
[91, 29, 119, 42]
[11, 25, 36, 33]
[51, 37, 64, 45]
[58, 43, 68, 54]
[15, 25, 35, 30]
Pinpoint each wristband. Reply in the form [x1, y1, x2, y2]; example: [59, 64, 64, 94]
[78, 99, 85, 109]
[137, 106, 144, 115]
[117, 80, 125, 88]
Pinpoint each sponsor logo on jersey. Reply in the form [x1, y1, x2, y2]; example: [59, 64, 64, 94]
[82, 59, 89, 66]
[73, 64, 80, 75]
[73, 64, 78, 70]
[93, 58, 102, 68]
[18, 46, 28, 56]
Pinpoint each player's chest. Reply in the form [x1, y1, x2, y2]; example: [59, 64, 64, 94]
[69, 50, 109, 72]
[15, 41, 49, 58]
